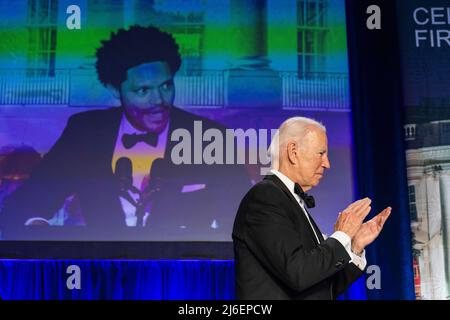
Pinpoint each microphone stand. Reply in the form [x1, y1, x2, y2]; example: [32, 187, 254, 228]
[135, 179, 161, 227]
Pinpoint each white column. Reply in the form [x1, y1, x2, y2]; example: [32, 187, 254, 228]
[429, 233, 448, 299]
[439, 172, 450, 298]
[123, 0, 136, 28]
[424, 174, 447, 299]
[427, 175, 442, 238]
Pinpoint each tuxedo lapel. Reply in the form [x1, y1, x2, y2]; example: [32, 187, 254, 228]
[71, 107, 125, 227]
[264, 174, 322, 243]
[302, 206, 325, 243]
[95, 107, 123, 175]
[264, 174, 299, 209]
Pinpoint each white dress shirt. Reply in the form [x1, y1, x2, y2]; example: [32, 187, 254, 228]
[112, 115, 169, 226]
[270, 169, 367, 270]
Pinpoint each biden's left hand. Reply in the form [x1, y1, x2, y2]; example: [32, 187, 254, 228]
[351, 207, 392, 255]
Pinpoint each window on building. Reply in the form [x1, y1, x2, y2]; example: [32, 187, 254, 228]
[149, 2, 205, 76]
[408, 185, 418, 221]
[297, 0, 328, 77]
[26, 0, 58, 77]
[168, 23, 204, 76]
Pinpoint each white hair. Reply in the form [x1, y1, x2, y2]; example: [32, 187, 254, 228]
[268, 117, 326, 170]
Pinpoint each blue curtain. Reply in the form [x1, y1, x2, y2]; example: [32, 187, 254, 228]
[0, 259, 370, 300]
[0, 259, 234, 300]
[345, 0, 415, 299]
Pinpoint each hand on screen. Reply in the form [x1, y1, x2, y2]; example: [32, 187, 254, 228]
[24, 217, 51, 226]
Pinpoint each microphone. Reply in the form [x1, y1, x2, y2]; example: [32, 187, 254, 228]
[114, 157, 139, 206]
[145, 158, 166, 193]
[137, 158, 167, 226]
[115, 157, 132, 189]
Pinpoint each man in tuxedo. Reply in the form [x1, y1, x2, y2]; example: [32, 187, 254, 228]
[0, 26, 249, 240]
[233, 117, 391, 299]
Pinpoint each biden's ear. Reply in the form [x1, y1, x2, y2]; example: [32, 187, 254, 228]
[106, 84, 120, 100]
[286, 141, 298, 165]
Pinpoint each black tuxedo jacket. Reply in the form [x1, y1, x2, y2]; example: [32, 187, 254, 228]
[232, 174, 364, 299]
[1, 107, 250, 240]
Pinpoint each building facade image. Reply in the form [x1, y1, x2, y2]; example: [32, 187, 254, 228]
[0, 0, 349, 111]
[405, 107, 450, 300]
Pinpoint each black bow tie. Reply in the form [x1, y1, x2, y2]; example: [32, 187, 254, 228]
[122, 133, 158, 149]
[294, 183, 315, 208]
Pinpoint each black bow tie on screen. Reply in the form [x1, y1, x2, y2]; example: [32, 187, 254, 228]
[122, 133, 158, 149]
[294, 183, 315, 209]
